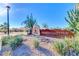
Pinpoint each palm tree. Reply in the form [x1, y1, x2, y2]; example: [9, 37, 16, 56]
[65, 8, 79, 33]
[22, 14, 37, 34]
[42, 23, 49, 29]
[0, 22, 7, 33]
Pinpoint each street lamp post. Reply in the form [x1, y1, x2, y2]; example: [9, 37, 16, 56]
[6, 5, 10, 36]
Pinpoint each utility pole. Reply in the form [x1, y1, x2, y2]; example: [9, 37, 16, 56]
[6, 5, 10, 36]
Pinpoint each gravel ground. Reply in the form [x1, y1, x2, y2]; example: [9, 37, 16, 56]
[22, 35, 55, 56]
[0, 35, 57, 56]
[12, 44, 32, 56]
[0, 44, 54, 56]
[0, 35, 78, 56]
[12, 44, 54, 56]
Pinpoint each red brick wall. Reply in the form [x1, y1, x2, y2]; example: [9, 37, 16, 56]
[40, 29, 74, 38]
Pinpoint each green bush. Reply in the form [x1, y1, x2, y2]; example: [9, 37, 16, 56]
[10, 35, 23, 50]
[52, 40, 68, 55]
[1, 35, 23, 50]
[33, 38, 39, 48]
[1, 36, 14, 46]
[71, 39, 79, 54]
[52, 37, 79, 56]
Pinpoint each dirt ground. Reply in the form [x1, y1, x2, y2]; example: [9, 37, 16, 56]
[0, 32, 61, 56]
[0, 32, 27, 39]
[22, 35, 60, 56]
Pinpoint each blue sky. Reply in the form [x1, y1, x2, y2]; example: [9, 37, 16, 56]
[0, 3, 75, 28]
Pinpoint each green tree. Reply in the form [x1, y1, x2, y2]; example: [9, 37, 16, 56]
[0, 22, 7, 33]
[22, 14, 37, 34]
[65, 9, 79, 33]
[42, 23, 49, 29]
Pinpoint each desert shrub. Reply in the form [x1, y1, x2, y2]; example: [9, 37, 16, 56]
[3, 50, 12, 56]
[1, 35, 23, 50]
[71, 39, 79, 55]
[2, 45, 12, 56]
[52, 39, 68, 55]
[10, 35, 23, 50]
[1, 36, 14, 46]
[33, 38, 39, 48]
[52, 37, 79, 56]
[14, 35, 23, 45]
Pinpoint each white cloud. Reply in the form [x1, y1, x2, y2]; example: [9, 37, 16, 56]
[0, 3, 7, 16]
[0, 8, 6, 16]
[0, 3, 12, 16]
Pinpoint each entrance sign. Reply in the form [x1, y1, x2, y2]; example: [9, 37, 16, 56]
[32, 25, 74, 38]
[32, 24, 40, 35]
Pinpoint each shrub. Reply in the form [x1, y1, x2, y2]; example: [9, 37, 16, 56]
[3, 51, 12, 56]
[71, 39, 79, 55]
[52, 39, 68, 55]
[10, 35, 23, 50]
[2, 45, 12, 56]
[1, 35, 23, 50]
[33, 38, 39, 48]
[1, 36, 14, 46]
[52, 37, 79, 56]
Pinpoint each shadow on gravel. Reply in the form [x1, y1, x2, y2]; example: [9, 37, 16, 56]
[37, 46, 54, 56]
[0, 51, 2, 56]
[12, 44, 32, 56]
